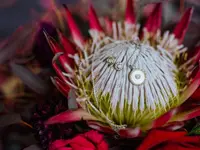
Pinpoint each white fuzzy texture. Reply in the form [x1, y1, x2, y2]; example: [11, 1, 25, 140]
[86, 41, 178, 111]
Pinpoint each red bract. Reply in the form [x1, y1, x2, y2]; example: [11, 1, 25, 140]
[49, 130, 108, 150]
[44, 0, 200, 139]
[137, 129, 200, 150]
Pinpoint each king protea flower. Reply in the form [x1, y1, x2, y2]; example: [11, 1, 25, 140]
[45, 0, 200, 138]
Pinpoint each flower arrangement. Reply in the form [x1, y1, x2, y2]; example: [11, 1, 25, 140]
[31, 0, 200, 149]
[1, 0, 200, 150]
[37, 0, 200, 149]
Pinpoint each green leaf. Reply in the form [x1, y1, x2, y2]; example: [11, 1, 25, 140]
[188, 124, 200, 135]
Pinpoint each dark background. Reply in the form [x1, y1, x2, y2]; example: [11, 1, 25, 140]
[0, 0, 77, 39]
[0, 0, 199, 150]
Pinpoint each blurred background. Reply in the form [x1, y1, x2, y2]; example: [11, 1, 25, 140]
[0, 0, 199, 150]
[0, 0, 200, 43]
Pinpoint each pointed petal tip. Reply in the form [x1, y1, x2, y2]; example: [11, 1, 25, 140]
[183, 7, 194, 21]
[44, 34, 63, 54]
[57, 30, 77, 58]
[187, 7, 194, 14]
[88, 4, 103, 32]
[43, 29, 57, 45]
[153, 3, 162, 16]
[125, 0, 135, 24]
[173, 7, 193, 43]
[63, 4, 85, 48]
[144, 3, 162, 33]
[43, 30, 58, 53]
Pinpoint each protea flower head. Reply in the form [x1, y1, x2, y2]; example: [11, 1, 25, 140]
[45, 0, 200, 138]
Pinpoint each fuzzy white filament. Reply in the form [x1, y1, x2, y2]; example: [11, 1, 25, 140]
[86, 41, 178, 111]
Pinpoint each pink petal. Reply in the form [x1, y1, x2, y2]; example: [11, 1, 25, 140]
[173, 8, 193, 44]
[70, 136, 95, 149]
[63, 5, 85, 48]
[143, 108, 178, 130]
[193, 46, 200, 62]
[51, 77, 70, 98]
[45, 109, 97, 125]
[118, 127, 141, 138]
[45, 33, 73, 73]
[137, 129, 186, 150]
[185, 107, 200, 120]
[52, 59, 69, 83]
[179, 69, 200, 103]
[143, 4, 156, 17]
[83, 130, 104, 144]
[87, 121, 115, 134]
[88, 5, 103, 32]
[58, 31, 77, 56]
[144, 3, 162, 33]
[58, 31, 76, 67]
[164, 121, 185, 131]
[191, 87, 200, 100]
[125, 0, 135, 24]
[50, 140, 71, 150]
[43, 31, 62, 53]
[57, 148, 71, 150]
[104, 17, 112, 34]
[69, 144, 93, 150]
[173, 135, 200, 143]
[170, 106, 200, 122]
[97, 140, 108, 150]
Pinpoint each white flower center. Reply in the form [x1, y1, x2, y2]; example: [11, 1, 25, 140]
[86, 40, 178, 111]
